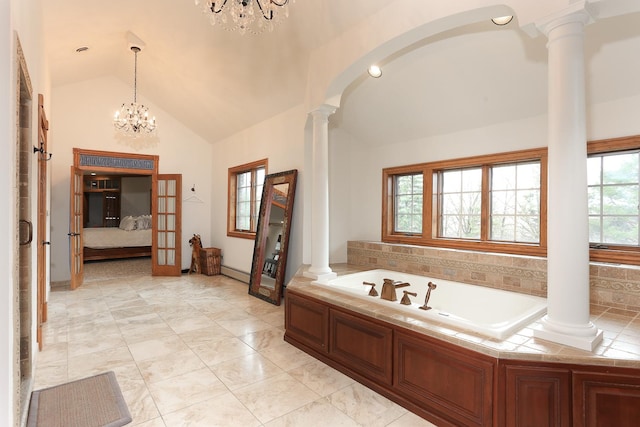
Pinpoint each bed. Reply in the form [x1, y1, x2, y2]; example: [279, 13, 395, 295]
[83, 215, 152, 261]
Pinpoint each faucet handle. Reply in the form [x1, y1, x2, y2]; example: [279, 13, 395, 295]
[400, 291, 417, 305]
[363, 281, 378, 297]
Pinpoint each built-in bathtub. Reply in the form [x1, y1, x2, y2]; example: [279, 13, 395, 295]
[318, 269, 547, 340]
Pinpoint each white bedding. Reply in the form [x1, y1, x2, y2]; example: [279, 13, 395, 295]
[84, 227, 152, 249]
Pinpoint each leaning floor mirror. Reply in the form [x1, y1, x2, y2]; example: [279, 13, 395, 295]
[249, 169, 297, 305]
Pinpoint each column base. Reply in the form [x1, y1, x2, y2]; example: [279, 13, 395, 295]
[303, 266, 337, 284]
[533, 315, 603, 351]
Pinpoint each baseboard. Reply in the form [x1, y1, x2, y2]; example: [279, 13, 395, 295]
[221, 265, 250, 284]
[50, 280, 70, 290]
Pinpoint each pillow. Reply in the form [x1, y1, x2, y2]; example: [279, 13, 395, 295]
[136, 215, 152, 230]
[119, 216, 137, 231]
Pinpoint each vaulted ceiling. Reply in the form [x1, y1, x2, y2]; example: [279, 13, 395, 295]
[43, 0, 391, 143]
[43, 1, 640, 146]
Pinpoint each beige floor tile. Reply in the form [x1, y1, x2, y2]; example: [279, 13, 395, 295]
[190, 336, 257, 366]
[328, 382, 408, 427]
[233, 372, 320, 424]
[178, 325, 233, 347]
[67, 345, 134, 380]
[164, 313, 217, 334]
[259, 341, 317, 371]
[128, 334, 189, 363]
[387, 412, 439, 427]
[136, 348, 206, 384]
[147, 368, 230, 415]
[288, 359, 355, 397]
[264, 397, 360, 427]
[210, 353, 284, 390]
[215, 315, 274, 336]
[161, 392, 262, 427]
[238, 326, 286, 351]
[67, 332, 128, 359]
[131, 417, 166, 427]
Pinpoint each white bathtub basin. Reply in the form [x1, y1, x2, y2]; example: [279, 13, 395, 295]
[319, 269, 547, 340]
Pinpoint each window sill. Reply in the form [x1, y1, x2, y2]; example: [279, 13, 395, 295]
[227, 230, 256, 240]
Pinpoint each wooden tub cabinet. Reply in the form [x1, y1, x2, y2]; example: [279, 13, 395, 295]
[284, 290, 640, 427]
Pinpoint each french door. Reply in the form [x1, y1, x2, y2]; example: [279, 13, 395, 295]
[152, 174, 182, 276]
[69, 166, 84, 290]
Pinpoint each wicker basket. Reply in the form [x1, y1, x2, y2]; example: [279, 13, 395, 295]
[199, 247, 221, 276]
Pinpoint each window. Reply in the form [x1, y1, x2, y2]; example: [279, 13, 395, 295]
[394, 173, 423, 234]
[490, 162, 541, 243]
[588, 151, 639, 246]
[383, 148, 547, 257]
[383, 137, 640, 263]
[439, 168, 482, 239]
[588, 136, 640, 263]
[228, 159, 267, 239]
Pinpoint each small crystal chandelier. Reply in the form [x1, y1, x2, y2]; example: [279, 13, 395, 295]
[194, 0, 294, 35]
[114, 46, 156, 137]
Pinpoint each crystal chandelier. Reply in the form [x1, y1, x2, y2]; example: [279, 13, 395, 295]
[114, 46, 156, 136]
[195, 0, 294, 35]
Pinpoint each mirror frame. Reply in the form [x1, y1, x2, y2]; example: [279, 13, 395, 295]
[248, 169, 297, 305]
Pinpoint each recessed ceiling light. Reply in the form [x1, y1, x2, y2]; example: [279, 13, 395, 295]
[75, 46, 89, 53]
[368, 65, 382, 78]
[491, 15, 513, 26]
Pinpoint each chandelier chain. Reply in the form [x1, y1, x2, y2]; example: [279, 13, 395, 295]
[113, 45, 156, 137]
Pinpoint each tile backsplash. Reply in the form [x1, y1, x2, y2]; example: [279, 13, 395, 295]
[347, 241, 640, 313]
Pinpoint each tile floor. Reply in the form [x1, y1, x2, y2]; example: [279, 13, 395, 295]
[35, 268, 437, 426]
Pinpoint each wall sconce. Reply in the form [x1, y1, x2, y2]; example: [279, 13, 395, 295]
[33, 142, 52, 161]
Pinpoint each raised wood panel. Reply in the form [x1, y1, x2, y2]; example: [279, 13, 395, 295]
[573, 370, 640, 427]
[394, 331, 495, 427]
[285, 293, 329, 353]
[329, 309, 393, 385]
[504, 364, 571, 427]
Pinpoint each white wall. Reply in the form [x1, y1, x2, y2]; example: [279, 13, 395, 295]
[49, 76, 213, 281]
[210, 105, 306, 283]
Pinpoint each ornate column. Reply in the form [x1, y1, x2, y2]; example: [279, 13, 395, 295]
[533, 5, 603, 351]
[304, 104, 338, 282]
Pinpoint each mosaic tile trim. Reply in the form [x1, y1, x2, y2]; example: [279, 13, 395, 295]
[348, 241, 640, 311]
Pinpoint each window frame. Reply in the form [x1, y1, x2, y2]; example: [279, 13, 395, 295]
[227, 158, 268, 239]
[382, 148, 548, 257]
[588, 135, 640, 264]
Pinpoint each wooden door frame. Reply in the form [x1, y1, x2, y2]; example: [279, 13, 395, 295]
[36, 94, 48, 349]
[71, 149, 160, 289]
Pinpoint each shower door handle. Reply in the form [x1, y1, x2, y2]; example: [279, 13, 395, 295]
[19, 219, 33, 246]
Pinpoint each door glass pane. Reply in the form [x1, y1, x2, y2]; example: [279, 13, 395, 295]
[167, 232, 175, 248]
[158, 180, 166, 197]
[167, 215, 175, 231]
[158, 232, 166, 248]
[167, 180, 176, 196]
[158, 197, 166, 214]
[158, 249, 166, 265]
[167, 197, 175, 214]
[167, 249, 175, 266]
[157, 214, 166, 230]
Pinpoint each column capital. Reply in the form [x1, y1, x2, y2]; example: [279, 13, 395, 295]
[535, 1, 594, 37]
[310, 104, 337, 120]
